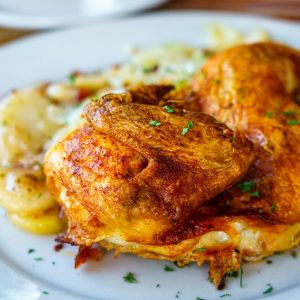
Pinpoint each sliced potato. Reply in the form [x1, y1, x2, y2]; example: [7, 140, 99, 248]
[0, 88, 66, 165]
[9, 206, 66, 234]
[0, 167, 56, 215]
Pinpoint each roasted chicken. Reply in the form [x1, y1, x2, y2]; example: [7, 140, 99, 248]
[44, 42, 300, 289]
[45, 93, 254, 246]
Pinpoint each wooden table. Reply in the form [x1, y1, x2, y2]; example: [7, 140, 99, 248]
[0, 0, 299, 46]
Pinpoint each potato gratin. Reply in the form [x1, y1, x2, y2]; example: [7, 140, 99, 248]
[1, 28, 300, 289]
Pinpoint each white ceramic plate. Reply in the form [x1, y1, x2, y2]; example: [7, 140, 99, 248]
[0, 11, 300, 300]
[0, 0, 168, 29]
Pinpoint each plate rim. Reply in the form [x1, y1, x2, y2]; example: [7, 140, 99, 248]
[0, 0, 169, 29]
[0, 10, 300, 300]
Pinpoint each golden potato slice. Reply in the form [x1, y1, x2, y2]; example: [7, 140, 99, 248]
[0, 167, 56, 215]
[8, 206, 66, 234]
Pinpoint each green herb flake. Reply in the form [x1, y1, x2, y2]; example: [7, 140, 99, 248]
[265, 111, 272, 118]
[192, 247, 206, 253]
[51, 261, 56, 265]
[240, 265, 244, 288]
[142, 65, 158, 74]
[227, 269, 238, 277]
[123, 272, 138, 283]
[271, 202, 277, 212]
[287, 119, 300, 126]
[262, 283, 273, 295]
[291, 250, 298, 258]
[181, 127, 189, 136]
[213, 78, 221, 85]
[266, 260, 273, 264]
[274, 251, 283, 255]
[220, 294, 231, 298]
[208, 276, 213, 283]
[27, 248, 35, 254]
[237, 180, 255, 192]
[181, 121, 194, 136]
[164, 265, 175, 272]
[187, 121, 193, 129]
[250, 190, 260, 197]
[149, 119, 161, 127]
[163, 106, 174, 113]
[42, 291, 49, 295]
[196, 297, 206, 300]
[68, 74, 76, 84]
[156, 284, 160, 288]
[34, 257, 43, 261]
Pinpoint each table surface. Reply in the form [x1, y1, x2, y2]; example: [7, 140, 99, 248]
[0, 0, 299, 46]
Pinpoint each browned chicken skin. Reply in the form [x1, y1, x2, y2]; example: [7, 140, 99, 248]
[192, 42, 300, 224]
[44, 42, 300, 289]
[45, 93, 254, 245]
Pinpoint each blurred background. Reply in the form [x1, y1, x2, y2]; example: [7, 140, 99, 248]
[0, 0, 299, 46]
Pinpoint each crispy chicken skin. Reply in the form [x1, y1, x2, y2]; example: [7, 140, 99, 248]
[192, 42, 300, 224]
[44, 42, 300, 289]
[45, 93, 254, 245]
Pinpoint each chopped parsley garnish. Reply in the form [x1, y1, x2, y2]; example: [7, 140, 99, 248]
[68, 74, 76, 84]
[266, 260, 273, 264]
[156, 284, 160, 288]
[196, 297, 206, 300]
[250, 190, 260, 197]
[291, 250, 298, 258]
[220, 294, 231, 298]
[237, 180, 260, 198]
[164, 265, 175, 272]
[34, 257, 43, 261]
[42, 291, 49, 295]
[123, 272, 137, 283]
[213, 78, 221, 84]
[52, 261, 56, 265]
[287, 119, 300, 126]
[265, 111, 272, 118]
[181, 121, 193, 136]
[262, 283, 273, 295]
[208, 276, 213, 283]
[27, 248, 35, 254]
[163, 106, 174, 113]
[240, 265, 244, 288]
[227, 269, 238, 277]
[149, 119, 161, 127]
[192, 247, 206, 253]
[271, 202, 277, 212]
[237, 180, 255, 192]
[142, 65, 158, 74]
[274, 251, 283, 255]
